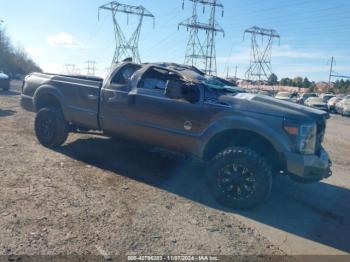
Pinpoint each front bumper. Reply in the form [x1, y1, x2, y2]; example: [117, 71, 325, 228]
[284, 148, 332, 181]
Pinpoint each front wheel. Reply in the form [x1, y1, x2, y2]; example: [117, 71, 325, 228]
[35, 107, 68, 148]
[206, 147, 273, 210]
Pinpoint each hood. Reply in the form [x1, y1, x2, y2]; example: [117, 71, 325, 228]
[275, 96, 291, 100]
[0, 72, 9, 79]
[219, 93, 328, 122]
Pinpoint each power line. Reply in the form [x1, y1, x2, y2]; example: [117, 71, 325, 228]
[64, 64, 80, 75]
[329, 57, 350, 89]
[98, 1, 155, 65]
[179, 0, 225, 76]
[244, 26, 280, 87]
[86, 61, 97, 76]
[231, 0, 315, 19]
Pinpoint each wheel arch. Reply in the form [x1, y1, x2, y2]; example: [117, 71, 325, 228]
[202, 127, 288, 173]
[33, 85, 65, 113]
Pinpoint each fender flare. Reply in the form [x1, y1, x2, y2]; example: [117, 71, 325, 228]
[199, 115, 291, 159]
[33, 84, 67, 114]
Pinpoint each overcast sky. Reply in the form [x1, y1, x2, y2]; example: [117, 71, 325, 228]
[1, 0, 350, 81]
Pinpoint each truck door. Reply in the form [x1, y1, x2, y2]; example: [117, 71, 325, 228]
[124, 67, 217, 153]
[99, 64, 141, 135]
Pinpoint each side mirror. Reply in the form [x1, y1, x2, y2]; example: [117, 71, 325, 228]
[165, 80, 199, 104]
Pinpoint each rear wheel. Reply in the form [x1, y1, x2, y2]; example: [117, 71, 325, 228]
[206, 147, 272, 210]
[35, 107, 68, 148]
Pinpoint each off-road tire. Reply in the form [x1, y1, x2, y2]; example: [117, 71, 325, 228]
[35, 107, 68, 148]
[206, 147, 273, 210]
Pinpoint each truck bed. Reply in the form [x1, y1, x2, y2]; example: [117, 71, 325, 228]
[38, 73, 103, 83]
[21, 72, 103, 130]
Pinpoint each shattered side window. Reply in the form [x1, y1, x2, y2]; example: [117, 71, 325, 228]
[111, 65, 141, 86]
[142, 78, 167, 90]
[139, 67, 178, 92]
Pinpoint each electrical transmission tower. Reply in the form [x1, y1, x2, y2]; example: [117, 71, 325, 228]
[98, 1, 155, 65]
[64, 64, 80, 75]
[86, 61, 97, 76]
[244, 26, 280, 86]
[179, 0, 225, 76]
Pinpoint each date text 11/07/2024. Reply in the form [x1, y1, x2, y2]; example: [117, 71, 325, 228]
[127, 255, 219, 261]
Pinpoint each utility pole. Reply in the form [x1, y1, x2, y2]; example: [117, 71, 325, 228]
[328, 57, 350, 92]
[179, 0, 225, 76]
[328, 56, 334, 90]
[98, 1, 155, 65]
[244, 26, 280, 89]
[86, 61, 97, 76]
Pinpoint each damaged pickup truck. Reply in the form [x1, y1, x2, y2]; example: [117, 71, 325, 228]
[21, 62, 332, 209]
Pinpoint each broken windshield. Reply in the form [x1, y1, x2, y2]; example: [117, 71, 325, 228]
[203, 76, 245, 93]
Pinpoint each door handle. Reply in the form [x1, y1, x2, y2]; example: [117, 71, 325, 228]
[87, 94, 98, 101]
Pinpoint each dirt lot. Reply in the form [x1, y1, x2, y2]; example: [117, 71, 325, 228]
[0, 81, 349, 257]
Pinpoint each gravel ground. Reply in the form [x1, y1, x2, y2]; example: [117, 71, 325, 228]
[0, 81, 285, 258]
[1, 81, 349, 258]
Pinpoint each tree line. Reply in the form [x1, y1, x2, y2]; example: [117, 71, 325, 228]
[268, 74, 314, 88]
[0, 27, 42, 77]
[330, 79, 350, 94]
[268, 73, 350, 93]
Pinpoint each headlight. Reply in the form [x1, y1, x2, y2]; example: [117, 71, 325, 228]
[297, 125, 317, 155]
[284, 123, 317, 155]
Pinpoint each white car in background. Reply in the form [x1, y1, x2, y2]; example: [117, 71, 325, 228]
[328, 96, 343, 112]
[0, 71, 10, 91]
[275, 92, 292, 102]
[336, 97, 350, 116]
[304, 97, 329, 111]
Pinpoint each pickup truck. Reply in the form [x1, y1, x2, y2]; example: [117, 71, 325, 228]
[21, 62, 332, 209]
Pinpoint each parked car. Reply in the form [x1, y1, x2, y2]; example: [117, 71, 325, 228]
[340, 99, 350, 116]
[21, 61, 332, 209]
[328, 97, 343, 112]
[0, 71, 10, 91]
[290, 92, 299, 103]
[321, 94, 335, 103]
[304, 97, 328, 111]
[258, 90, 274, 96]
[335, 97, 350, 116]
[297, 93, 318, 105]
[275, 92, 292, 102]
